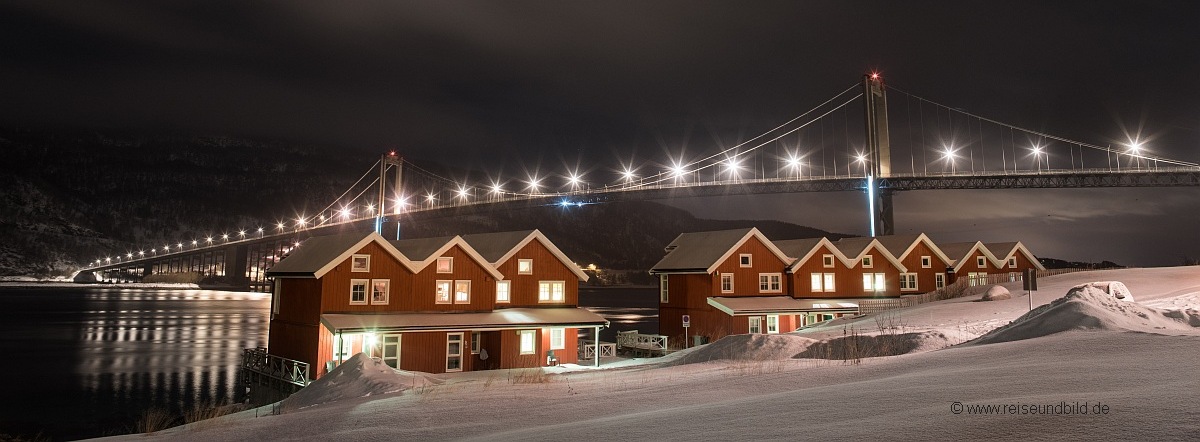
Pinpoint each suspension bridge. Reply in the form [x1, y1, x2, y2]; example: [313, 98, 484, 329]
[78, 74, 1200, 289]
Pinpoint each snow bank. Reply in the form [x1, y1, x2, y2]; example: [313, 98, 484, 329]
[280, 353, 440, 411]
[981, 285, 1010, 301]
[969, 285, 1200, 345]
[666, 334, 817, 366]
[794, 330, 968, 359]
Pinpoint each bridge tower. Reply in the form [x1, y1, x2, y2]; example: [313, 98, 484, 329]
[863, 73, 894, 236]
[375, 152, 405, 239]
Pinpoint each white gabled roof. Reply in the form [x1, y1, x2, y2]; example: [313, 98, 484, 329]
[461, 229, 590, 282]
[399, 235, 506, 280]
[876, 233, 954, 267]
[984, 241, 1047, 271]
[832, 237, 909, 273]
[267, 231, 417, 279]
[941, 241, 1007, 273]
[776, 237, 853, 273]
[651, 228, 792, 275]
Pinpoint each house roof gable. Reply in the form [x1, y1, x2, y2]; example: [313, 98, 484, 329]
[461, 229, 589, 282]
[266, 231, 416, 278]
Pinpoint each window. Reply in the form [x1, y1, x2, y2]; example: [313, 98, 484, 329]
[935, 273, 946, 289]
[766, 315, 779, 334]
[968, 272, 987, 287]
[748, 317, 761, 334]
[758, 273, 782, 293]
[811, 273, 836, 292]
[272, 281, 281, 315]
[1007, 272, 1020, 282]
[549, 328, 565, 350]
[863, 273, 885, 292]
[371, 279, 390, 304]
[660, 275, 668, 303]
[822, 254, 835, 268]
[332, 334, 353, 361]
[446, 333, 463, 372]
[976, 256, 986, 268]
[1008, 257, 1017, 268]
[518, 330, 535, 354]
[436, 257, 453, 273]
[921, 256, 932, 268]
[538, 281, 565, 303]
[517, 259, 533, 274]
[471, 332, 481, 354]
[351, 254, 370, 272]
[862, 255, 873, 268]
[900, 273, 918, 291]
[350, 279, 369, 305]
[720, 274, 734, 293]
[435, 280, 452, 304]
[739, 253, 752, 267]
[496, 280, 511, 303]
[454, 280, 471, 304]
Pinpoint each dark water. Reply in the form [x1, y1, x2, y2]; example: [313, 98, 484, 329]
[0, 285, 654, 440]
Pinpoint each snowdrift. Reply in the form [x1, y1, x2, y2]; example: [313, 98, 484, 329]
[667, 334, 817, 366]
[794, 330, 967, 359]
[968, 284, 1200, 345]
[280, 353, 441, 411]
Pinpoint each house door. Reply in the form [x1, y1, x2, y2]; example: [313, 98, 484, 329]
[378, 334, 401, 369]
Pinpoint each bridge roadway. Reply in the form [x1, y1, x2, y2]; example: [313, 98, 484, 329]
[80, 167, 1200, 284]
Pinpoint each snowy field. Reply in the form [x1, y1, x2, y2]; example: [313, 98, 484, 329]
[104, 267, 1200, 441]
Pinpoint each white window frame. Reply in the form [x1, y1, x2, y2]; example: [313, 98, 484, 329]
[351, 254, 370, 272]
[921, 256, 932, 268]
[517, 259, 533, 275]
[271, 280, 281, 315]
[538, 280, 565, 303]
[454, 280, 471, 304]
[436, 256, 453, 273]
[977, 256, 986, 268]
[766, 315, 779, 334]
[758, 273, 782, 293]
[470, 331, 481, 354]
[332, 333, 353, 361]
[822, 254, 835, 268]
[496, 280, 511, 303]
[968, 272, 986, 287]
[739, 253, 752, 268]
[748, 317, 762, 334]
[549, 328, 565, 350]
[863, 273, 885, 292]
[862, 255, 874, 268]
[435, 280, 452, 304]
[1008, 257, 1018, 268]
[371, 279, 390, 305]
[660, 275, 668, 303]
[899, 273, 918, 291]
[824, 273, 836, 292]
[350, 278, 369, 305]
[935, 273, 946, 289]
[720, 274, 734, 293]
[810, 273, 823, 292]
[446, 332, 463, 372]
[518, 330, 535, 355]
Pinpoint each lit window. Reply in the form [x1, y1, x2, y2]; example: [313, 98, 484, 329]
[436, 257, 453, 273]
[921, 256, 932, 268]
[518, 259, 533, 274]
[1008, 257, 1017, 268]
[900, 273, 918, 291]
[435, 280, 452, 304]
[758, 273, 782, 293]
[332, 334, 353, 362]
[862, 273, 885, 292]
[471, 331, 481, 354]
[810, 273, 823, 292]
[496, 280, 510, 303]
[720, 274, 734, 293]
[351, 254, 370, 272]
[350, 279, 369, 305]
[739, 254, 752, 267]
[862, 255, 873, 268]
[977, 256, 986, 268]
[660, 275, 668, 303]
[538, 281, 565, 303]
[822, 254, 835, 268]
[519, 330, 535, 354]
[446, 333, 463, 372]
[766, 315, 779, 334]
[549, 328, 565, 350]
[824, 273, 836, 292]
[371, 279, 390, 304]
[748, 317, 761, 334]
[454, 280, 470, 304]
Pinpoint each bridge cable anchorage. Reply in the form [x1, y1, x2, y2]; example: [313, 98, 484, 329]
[886, 85, 1200, 168]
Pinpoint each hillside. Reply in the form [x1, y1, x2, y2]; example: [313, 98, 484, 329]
[0, 128, 839, 276]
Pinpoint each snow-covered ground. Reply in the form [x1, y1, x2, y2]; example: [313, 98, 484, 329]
[104, 266, 1200, 441]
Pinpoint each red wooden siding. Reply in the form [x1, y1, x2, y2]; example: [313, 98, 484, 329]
[316, 241, 415, 313]
[495, 239, 581, 307]
[408, 245, 497, 311]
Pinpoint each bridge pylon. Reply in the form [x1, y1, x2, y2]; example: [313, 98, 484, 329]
[863, 73, 894, 236]
[376, 152, 405, 239]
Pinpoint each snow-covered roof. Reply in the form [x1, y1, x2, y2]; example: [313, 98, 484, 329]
[651, 228, 791, 274]
[267, 231, 415, 278]
[707, 296, 862, 316]
[320, 307, 609, 333]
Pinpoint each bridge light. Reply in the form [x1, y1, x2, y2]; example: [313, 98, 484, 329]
[221, 233, 229, 241]
[105, 257, 111, 263]
[126, 253, 133, 259]
[366, 204, 375, 213]
[276, 222, 285, 231]
[319, 214, 326, 222]
[567, 174, 581, 189]
[870, 72, 880, 80]
[457, 186, 469, 199]
[560, 200, 573, 207]
[490, 183, 503, 194]
[941, 147, 956, 160]
[192, 240, 198, 247]
[238, 230, 246, 238]
[426, 193, 436, 202]
[340, 207, 352, 219]
[138, 250, 145, 257]
[177, 242, 183, 249]
[527, 176, 541, 193]
[855, 153, 867, 163]
[296, 217, 307, 227]
[622, 168, 636, 182]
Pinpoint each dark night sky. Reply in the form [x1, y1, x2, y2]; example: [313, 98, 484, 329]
[3, 1, 1198, 266]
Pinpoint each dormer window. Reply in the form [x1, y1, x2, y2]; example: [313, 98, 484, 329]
[822, 254, 835, 268]
[1008, 257, 1017, 268]
[862, 255, 873, 268]
[351, 254, 370, 272]
[977, 256, 987, 267]
[436, 257, 453, 273]
[518, 259, 533, 275]
[739, 254, 752, 267]
[921, 256, 932, 268]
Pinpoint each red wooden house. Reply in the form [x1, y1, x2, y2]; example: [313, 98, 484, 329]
[265, 230, 606, 379]
[983, 241, 1045, 281]
[874, 233, 955, 294]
